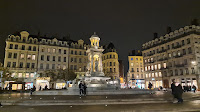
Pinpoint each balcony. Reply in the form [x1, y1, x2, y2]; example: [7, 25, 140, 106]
[173, 45, 182, 49]
[175, 64, 184, 67]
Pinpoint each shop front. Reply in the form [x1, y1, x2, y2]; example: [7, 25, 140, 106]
[56, 83, 66, 89]
[25, 82, 34, 90]
[36, 77, 50, 91]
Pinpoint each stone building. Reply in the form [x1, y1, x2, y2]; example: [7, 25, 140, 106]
[102, 42, 120, 79]
[142, 25, 200, 89]
[127, 50, 145, 89]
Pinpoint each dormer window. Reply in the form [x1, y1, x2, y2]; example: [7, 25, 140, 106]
[23, 37, 26, 42]
[30, 39, 32, 43]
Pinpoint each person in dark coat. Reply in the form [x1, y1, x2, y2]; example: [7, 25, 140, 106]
[171, 80, 176, 102]
[45, 85, 48, 90]
[175, 84, 183, 103]
[192, 85, 197, 93]
[30, 88, 33, 95]
[79, 81, 84, 96]
[83, 82, 87, 96]
[39, 86, 42, 91]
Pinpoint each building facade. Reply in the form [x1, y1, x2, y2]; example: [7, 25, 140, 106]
[142, 25, 200, 89]
[102, 43, 120, 79]
[127, 50, 145, 89]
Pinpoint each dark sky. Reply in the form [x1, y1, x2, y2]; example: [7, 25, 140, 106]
[0, 0, 200, 73]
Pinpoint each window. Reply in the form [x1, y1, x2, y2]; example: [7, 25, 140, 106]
[52, 49, 55, 53]
[114, 62, 115, 66]
[110, 68, 112, 72]
[8, 53, 12, 58]
[131, 63, 133, 66]
[155, 65, 157, 70]
[71, 50, 73, 54]
[22, 45, 25, 50]
[53, 56, 55, 61]
[64, 57, 66, 62]
[187, 38, 190, 44]
[184, 59, 187, 65]
[40, 63, 43, 69]
[131, 68, 134, 72]
[26, 73, 29, 78]
[79, 58, 82, 63]
[19, 62, 23, 68]
[20, 54, 25, 59]
[70, 65, 73, 70]
[155, 72, 158, 77]
[183, 49, 186, 55]
[33, 46, 36, 51]
[158, 64, 161, 69]
[41, 55, 44, 61]
[163, 63, 167, 68]
[52, 64, 55, 69]
[149, 73, 151, 78]
[141, 74, 143, 78]
[185, 68, 189, 74]
[159, 72, 162, 77]
[167, 45, 170, 49]
[146, 74, 148, 78]
[64, 50, 66, 54]
[75, 51, 77, 55]
[137, 68, 139, 72]
[59, 49, 61, 54]
[9, 44, 13, 49]
[12, 62, 16, 67]
[74, 65, 77, 70]
[27, 63, 30, 68]
[27, 54, 31, 60]
[132, 74, 134, 78]
[84, 52, 86, 56]
[41, 48, 45, 52]
[168, 53, 171, 58]
[188, 47, 192, 54]
[74, 58, 77, 63]
[31, 63, 35, 68]
[175, 69, 178, 76]
[13, 53, 17, 59]
[113, 55, 115, 58]
[15, 45, 18, 49]
[79, 51, 82, 55]
[110, 62, 112, 66]
[47, 48, 51, 53]
[18, 73, 22, 78]
[63, 65, 67, 70]
[32, 54, 36, 60]
[192, 68, 195, 74]
[7, 62, 11, 67]
[145, 66, 147, 71]
[30, 73, 34, 78]
[22, 37, 26, 42]
[58, 56, 61, 62]
[136, 58, 138, 60]
[47, 56, 50, 61]
[182, 40, 185, 45]
[110, 55, 112, 58]
[131, 58, 133, 60]
[152, 73, 154, 77]
[28, 46, 32, 50]
[71, 58, 73, 62]
[180, 69, 183, 75]
[46, 64, 49, 69]
[151, 65, 154, 70]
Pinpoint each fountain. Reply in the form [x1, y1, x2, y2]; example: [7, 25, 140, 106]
[79, 33, 113, 88]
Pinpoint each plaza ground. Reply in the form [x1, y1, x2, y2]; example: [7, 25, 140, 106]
[1, 91, 200, 111]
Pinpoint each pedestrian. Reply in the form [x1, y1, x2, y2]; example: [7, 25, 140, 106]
[176, 84, 183, 103]
[192, 85, 197, 93]
[33, 85, 36, 92]
[30, 88, 33, 95]
[45, 85, 48, 90]
[83, 82, 87, 96]
[148, 82, 153, 94]
[79, 81, 84, 96]
[39, 86, 42, 91]
[171, 80, 176, 103]
[0, 102, 2, 107]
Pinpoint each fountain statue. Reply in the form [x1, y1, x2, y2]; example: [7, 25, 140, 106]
[80, 33, 111, 88]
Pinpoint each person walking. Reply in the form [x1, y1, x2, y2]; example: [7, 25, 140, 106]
[83, 82, 87, 96]
[30, 88, 33, 95]
[39, 86, 42, 91]
[171, 80, 176, 103]
[176, 84, 183, 103]
[79, 81, 84, 96]
[192, 85, 197, 93]
[148, 82, 153, 94]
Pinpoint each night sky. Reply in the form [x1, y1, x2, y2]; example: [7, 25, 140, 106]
[0, 0, 200, 73]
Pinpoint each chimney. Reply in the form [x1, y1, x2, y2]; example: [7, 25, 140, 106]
[191, 19, 199, 26]
[153, 33, 158, 39]
[167, 26, 172, 33]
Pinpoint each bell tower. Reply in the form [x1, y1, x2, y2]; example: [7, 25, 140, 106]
[90, 32, 100, 49]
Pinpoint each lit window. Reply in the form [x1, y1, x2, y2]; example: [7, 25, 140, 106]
[30, 73, 34, 78]
[52, 48, 56, 53]
[151, 65, 154, 70]
[148, 66, 150, 70]
[48, 48, 51, 53]
[63, 65, 67, 70]
[136, 58, 138, 60]
[155, 65, 157, 70]
[149, 73, 151, 78]
[26, 73, 29, 78]
[152, 73, 154, 77]
[11, 73, 16, 77]
[18, 73, 22, 77]
[32, 55, 36, 60]
[155, 72, 158, 77]
[145, 66, 147, 71]
[131, 63, 133, 66]
[41, 48, 45, 52]
[158, 64, 161, 69]
[20, 54, 25, 59]
[27, 54, 31, 59]
[145, 60, 147, 63]
[146, 74, 148, 78]
[159, 72, 162, 77]
[163, 63, 167, 68]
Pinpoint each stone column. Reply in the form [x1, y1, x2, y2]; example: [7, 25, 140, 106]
[91, 52, 94, 73]
[99, 53, 103, 72]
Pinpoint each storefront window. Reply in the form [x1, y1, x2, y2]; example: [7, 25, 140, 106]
[30, 73, 34, 78]
[26, 73, 29, 78]
[18, 73, 22, 77]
